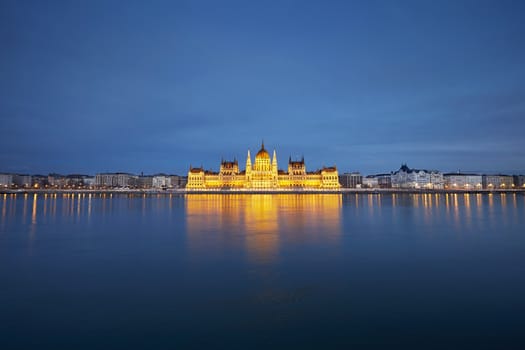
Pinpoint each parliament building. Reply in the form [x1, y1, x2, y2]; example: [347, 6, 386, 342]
[186, 142, 340, 190]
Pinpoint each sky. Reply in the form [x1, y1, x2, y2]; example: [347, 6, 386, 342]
[1, 0, 524, 175]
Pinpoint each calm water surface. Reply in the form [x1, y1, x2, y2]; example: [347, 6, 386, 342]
[1, 193, 525, 349]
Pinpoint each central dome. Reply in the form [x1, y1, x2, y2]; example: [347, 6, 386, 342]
[255, 141, 270, 159]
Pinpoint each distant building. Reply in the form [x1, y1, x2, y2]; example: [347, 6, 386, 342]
[178, 176, 188, 188]
[169, 175, 184, 188]
[152, 175, 171, 189]
[375, 174, 392, 188]
[391, 164, 444, 189]
[31, 175, 48, 188]
[339, 172, 362, 188]
[13, 174, 32, 188]
[362, 175, 379, 189]
[0, 173, 13, 188]
[66, 174, 92, 188]
[360, 174, 391, 189]
[95, 173, 135, 188]
[137, 175, 153, 189]
[482, 175, 514, 189]
[48, 174, 68, 188]
[83, 176, 96, 188]
[513, 175, 525, 189]
[443, 173, 482, 190]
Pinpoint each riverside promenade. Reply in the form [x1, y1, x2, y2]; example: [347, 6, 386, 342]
[1, 188, 524, 195]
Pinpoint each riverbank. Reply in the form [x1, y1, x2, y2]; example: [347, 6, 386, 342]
[1, 188, 524, 195]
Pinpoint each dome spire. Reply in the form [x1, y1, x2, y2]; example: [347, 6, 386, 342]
[261, 139, 265, 150]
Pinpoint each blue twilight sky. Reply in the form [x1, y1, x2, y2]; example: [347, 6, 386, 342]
[1, 0, 524, 175]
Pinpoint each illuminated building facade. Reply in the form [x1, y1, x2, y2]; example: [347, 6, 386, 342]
[186, 142, 340, 190]
[482, 174, 514, 189]
[443, 173, 482, 190]
[391, 164, 444, 189]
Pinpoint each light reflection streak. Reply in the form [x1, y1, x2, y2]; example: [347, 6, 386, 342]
[500, 193, 507, 211]
[62, 194, 68, 216]
[23, 193, 28, 221]
[464, 194, 471, 230]
[88, 194, 92, 218]
[1, 194, 6, 231]
[2, 194, 6, 220]
[31, 194, 37, 225]
[422, 194, 431, 226]
[367, 194, 374, 215]
[452, 194, 459, 229]
[413, 194, 419, 208]
[52, 194, 57, 220]
[70, 194, 75, 217]
[30, 194, 38, 238]
[77, 193, 81, 218]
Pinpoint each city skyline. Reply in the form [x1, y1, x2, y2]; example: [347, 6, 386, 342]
[1, 0, 525, 175]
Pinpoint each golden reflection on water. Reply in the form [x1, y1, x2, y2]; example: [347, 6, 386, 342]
[29, 193, 38, 238]
[464, 193, 471, 224]
[88, 193, 92, 218]
[22, 193, 28, 221]
[2, 194, 6, 220]
[185, 194, 342, 264]
[31, 194, 37, 225]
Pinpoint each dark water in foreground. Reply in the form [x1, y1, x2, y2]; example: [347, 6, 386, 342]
[1, 193, 525, 349]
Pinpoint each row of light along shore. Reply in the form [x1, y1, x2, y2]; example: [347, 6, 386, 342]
[1, 165, 525, 191]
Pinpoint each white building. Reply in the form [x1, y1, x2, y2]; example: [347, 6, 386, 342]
[362, 176, 379, 188]
[0, 173, 13, 188]
[152, 175, 171, 189]
[391, 164, 444, 189]
[444, 173, 482, 190]
[482, 175, 514, 189]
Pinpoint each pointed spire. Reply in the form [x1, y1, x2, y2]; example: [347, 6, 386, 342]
[272, 149, 277, 164]
[246, 149, 252, 173]
[261, 139, 265, 150]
